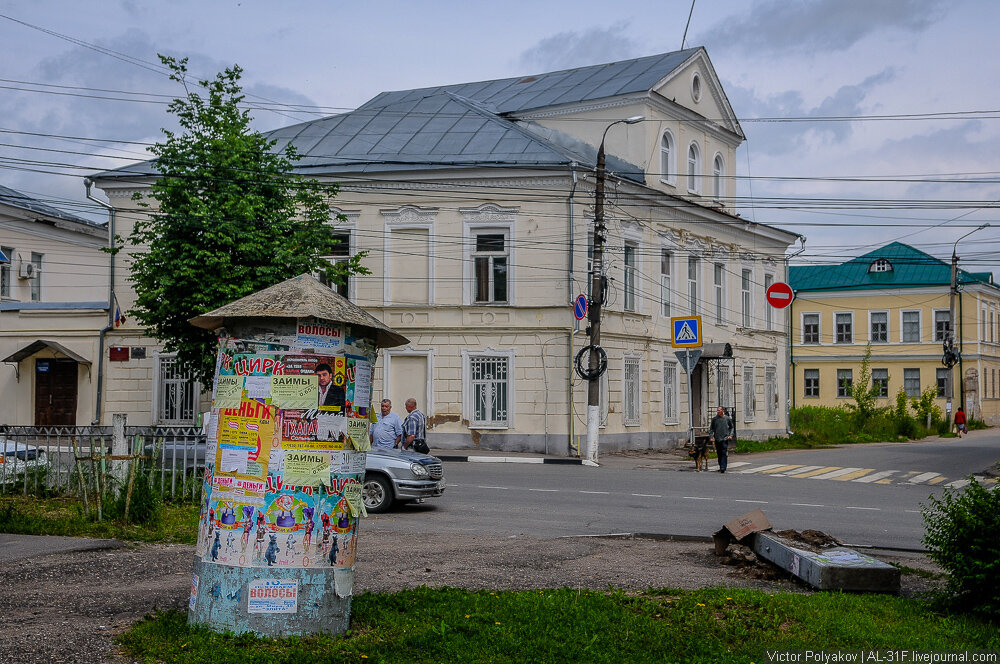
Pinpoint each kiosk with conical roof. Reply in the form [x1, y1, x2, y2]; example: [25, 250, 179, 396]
[186, 274, 407, 636]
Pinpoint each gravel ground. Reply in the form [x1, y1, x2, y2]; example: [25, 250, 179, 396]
[0, 532, 946, 664]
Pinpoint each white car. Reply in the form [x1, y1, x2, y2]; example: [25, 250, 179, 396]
[0, 439, 50, 485]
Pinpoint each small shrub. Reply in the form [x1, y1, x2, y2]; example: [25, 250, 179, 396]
[921, 477, 1000, 618]
[911, 386, 943, 427]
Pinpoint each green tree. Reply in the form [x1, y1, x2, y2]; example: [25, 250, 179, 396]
[129, 56, 365, 388]
[847, 343, 883, 420]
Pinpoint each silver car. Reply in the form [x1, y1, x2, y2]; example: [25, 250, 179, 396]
[362, 447, 445, 513]
[0, 439, 50, 485]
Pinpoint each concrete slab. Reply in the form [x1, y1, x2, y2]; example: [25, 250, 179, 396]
[751, 531, 900, 593]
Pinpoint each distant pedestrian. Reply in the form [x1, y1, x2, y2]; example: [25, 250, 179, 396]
[954, 407, 968, 437]
[402, 397, 429, 454]
[708, 406, 734, 473]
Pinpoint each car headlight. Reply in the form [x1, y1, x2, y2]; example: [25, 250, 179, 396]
[409, 463, 428, 477]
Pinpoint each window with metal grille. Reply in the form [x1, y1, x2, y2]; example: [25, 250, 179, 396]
[742, 365, 756, 422]
[803, 313, 820, 343]
[624, 243, 637, 311]
[902, 310, 920, 342]
[868, 258, 893, 273]
[624, 357, 640, 426]
[765, 366, 778, 420]
[872, 368, 889, 398]
[837, 369, 853, 398]
[473, 233, 508, 303]
[156, 354, 197, 425]
[870, 311, 888, 343]
[936, 368, 952, 398]
[663, 361, 678, 423]
[835, 313, 853, 343]
[714, 262, 725, 325]
[660, 250, 671, 317]
[934, 311, 951, 342]
[0, 245, 13, 298]
[469, 355, 509, 427]
[687, 256, 699, 315]
[904, 368, 920, 397]
[804, 369, 820, 398]
[741, 269, 752, 328]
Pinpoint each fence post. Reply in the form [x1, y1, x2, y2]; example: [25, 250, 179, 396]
[110, 414, 128, 496]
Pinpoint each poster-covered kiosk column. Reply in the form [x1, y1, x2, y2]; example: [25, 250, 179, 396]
[186, 274, 408, 637]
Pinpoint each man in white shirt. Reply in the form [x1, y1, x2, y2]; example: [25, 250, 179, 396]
[369, 399, 403, 450]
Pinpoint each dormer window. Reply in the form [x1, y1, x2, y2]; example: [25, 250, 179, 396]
[868, 258, 893, 273]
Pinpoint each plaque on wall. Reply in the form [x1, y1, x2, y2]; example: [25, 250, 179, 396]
[131, 347, 147, 359]
[109, 347, 130, 362]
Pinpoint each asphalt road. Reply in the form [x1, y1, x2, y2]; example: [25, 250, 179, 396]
[367, 429, 999, 551]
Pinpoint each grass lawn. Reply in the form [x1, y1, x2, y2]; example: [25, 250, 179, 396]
[119, 587, 999, 663]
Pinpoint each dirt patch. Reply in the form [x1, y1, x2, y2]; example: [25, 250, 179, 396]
[774, 529, 843, 551]
[0, 533, 944, 664]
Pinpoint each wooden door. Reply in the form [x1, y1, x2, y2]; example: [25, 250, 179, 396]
[34, 358, 78, 426]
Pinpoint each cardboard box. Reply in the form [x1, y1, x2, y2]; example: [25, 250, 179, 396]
[723, 508, 771, 540]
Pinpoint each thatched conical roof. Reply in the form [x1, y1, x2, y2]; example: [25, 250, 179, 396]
[189, 273, 408, 348]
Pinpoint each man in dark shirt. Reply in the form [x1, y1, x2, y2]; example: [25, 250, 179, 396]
[708, 406, 734, 473]
[315, 362, 345, 411]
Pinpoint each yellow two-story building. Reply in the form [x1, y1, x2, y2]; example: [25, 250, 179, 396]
[789, 242, 1000, 425]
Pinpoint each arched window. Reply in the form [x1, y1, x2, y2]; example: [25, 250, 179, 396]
[659, 131, 675, 184]
[687, 142, 701, 194]
[713, 153, 724, 200]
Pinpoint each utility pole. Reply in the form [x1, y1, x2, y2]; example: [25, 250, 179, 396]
[948, 223, 990, 416]
[586, 116, 643, 464]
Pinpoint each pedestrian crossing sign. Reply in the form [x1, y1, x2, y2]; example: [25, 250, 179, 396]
[670, 316, 702, 348]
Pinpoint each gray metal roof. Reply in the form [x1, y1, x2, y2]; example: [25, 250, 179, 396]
[92, 49, 701, 182]
[0, 184, 95, 225]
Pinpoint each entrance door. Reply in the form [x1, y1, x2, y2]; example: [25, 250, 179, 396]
[389, 355, 429, 416]
[691, 364, 705, 428]
[34, 358, 78, 426]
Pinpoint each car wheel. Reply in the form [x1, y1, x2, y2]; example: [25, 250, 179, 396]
[363, 474, 394, 513]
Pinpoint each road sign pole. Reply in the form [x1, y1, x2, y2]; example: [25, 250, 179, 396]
[687, 349, 694, 447]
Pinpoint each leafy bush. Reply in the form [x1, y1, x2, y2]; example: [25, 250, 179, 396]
[922, 477, 1000, 618]
[911, 386, 943, 427]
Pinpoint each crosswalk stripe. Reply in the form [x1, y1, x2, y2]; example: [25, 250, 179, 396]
[907, 472, 941, 484]
[853, 470, 899, 483]
[788, 466, 841, 478]
[829, 468, 876, 481]
[779, 465, 824, 476]
[735, 464, 787, 474]
[760, 465, 805, 475]
[928, 476, 947, 485]
[810, 467, 864, 480]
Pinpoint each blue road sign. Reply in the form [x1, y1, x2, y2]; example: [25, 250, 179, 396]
[670, 316, 702, 348]
[574, 294, 588, 320]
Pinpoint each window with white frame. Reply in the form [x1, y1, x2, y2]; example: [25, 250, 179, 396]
[764, 273, 774, 330]
[902, 310, 920, 342]
[742, 365, 756, 422]
[741, 269, 752, 328]
[803, 313, 820, 344]
[804, 369, 820, 398]
[872, 368, 889, 398]
[466, 352, 512, 427]
[983, 306, 988, 340]
[623, 356, 641, 426]
[623, 243, 637, 312]
[765, 365, 778, 421]
[687, 142, 701, 194]
[713, 154, 724, 201]
[155, 354, 197, 425]
[936, 368, 952, 398]
[837, 369, 853, 398]
[870, 311, 888, 343]
[29, 252, 42, 302]
[663, 360, 679, 423]
[0, 245, 13, 298]
[473, 232, 508, 303]
[659, 131, 675, 184]
[934, 310, 951, 342]
[835, 312, 853, 343]
[714, 262, 725, 325]
[660, 250, 671, 317]
[904, 368, 920, 397]
[320, 231, 353, 299]
[687, 255, 699, 315]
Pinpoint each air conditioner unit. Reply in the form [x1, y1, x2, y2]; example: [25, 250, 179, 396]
[18, 262, 37, 279]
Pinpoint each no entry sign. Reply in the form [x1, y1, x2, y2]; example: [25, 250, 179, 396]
[765, 281, 794, 309]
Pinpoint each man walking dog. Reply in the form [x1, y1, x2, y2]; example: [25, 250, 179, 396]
[708, 406, 734, 473]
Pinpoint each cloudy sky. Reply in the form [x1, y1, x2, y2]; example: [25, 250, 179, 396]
[2, 0, 999, 274]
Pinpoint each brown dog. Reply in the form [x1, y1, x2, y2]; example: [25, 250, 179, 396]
[692, 439, 710, 472]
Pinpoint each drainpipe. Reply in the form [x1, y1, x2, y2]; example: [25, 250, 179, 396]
[785, 235, 806, 435]
[84, 178, 115, 425]
[567, 164, 580, 456]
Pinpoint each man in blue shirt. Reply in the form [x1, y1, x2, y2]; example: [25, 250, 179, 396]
[369, 398, 403, 450]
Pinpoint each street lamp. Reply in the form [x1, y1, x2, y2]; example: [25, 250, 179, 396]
[948, 223, 990, 414]
[586, 115, 643, 464]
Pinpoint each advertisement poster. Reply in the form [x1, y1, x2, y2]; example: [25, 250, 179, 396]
[270, 375, 318, 410]
[214, 375, 243, 409]
[248, 579, 298, 614]
[295, 320, 344, 350]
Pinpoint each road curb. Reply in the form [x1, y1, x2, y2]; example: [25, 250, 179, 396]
[437, 455, 596, 465]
